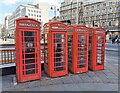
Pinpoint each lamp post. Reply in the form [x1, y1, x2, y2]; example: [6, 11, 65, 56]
[71, 0, 72, 23]
[50, 5, 59, 19]
[76, 0, 79, 24]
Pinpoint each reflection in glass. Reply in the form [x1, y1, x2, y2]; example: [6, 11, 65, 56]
[24, 32, 35, 36]
[68, 35, 73, 67]
[54, 33, 65, 71]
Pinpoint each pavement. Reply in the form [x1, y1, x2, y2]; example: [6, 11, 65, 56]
[0, 39, 15, 44]
[0, 39, 119, 92]
[105, 42, 119, 52]
[1, 49, 119, 91]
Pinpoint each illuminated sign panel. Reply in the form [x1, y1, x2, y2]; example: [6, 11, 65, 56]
[19, 23, 38, 27]
[52, 26, 65, 30]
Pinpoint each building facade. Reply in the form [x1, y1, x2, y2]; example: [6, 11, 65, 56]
[60, 0, 102, 24]
[4, 16, 10, 37]
[60, 0, 120, 36]
[84, 0, 120, 36]
[0, 24, 4, 38]
[49, 16, 60, 22]
[60, 0, 83, 25]
[8, 3, 49, 37]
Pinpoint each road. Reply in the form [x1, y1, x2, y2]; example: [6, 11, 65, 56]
[105, 42, 119, 51]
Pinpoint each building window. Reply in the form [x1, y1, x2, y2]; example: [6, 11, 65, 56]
[109, 2, 112, 5]
[92, 6, 94, 9]
[97, 4, 100, 8]
[31, 10, 33, 12]
[109, 21, 111, 26]
[108, 14, 113, 18]
[102, 9, 106, 14]
[72, 14, 76, 19]
[34, 14, 36, 17]
[37, 11, 38, 13]
[116, 7, 120, 12]
[28, 9, 30, 12]
[116, 1, 120, 5]
[102, 22, 105, 26]
[96, 10, 100, 15]
[96, 16, 99, 20]
[28, 13, 30, 16]
[108, 8, 112, 13]
[103, 3, 106, 6]
[34, 10, 36, 13]
[31, 14, 33, 16]
[86, 12, 88, 15]
[116, 13, 120, 17]
[39, 15, 41, 17]
[86, 7, 89, 9]
[91, 11, 94, 16]
[39, 11, 41, 13]
[102, 15, 106, 19]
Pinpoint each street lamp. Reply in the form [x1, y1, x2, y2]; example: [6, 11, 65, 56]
[50, 5, 59, 18]
[70, 0, 73, 22]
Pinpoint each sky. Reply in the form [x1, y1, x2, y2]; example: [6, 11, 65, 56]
[0, 0, 63, 24]
[0, 0, 106, 25]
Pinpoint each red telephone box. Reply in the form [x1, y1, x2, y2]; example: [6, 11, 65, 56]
[88, 28, 106, 71]
[67, 25, 89, 74]
[43, 22, 68, 77]
[15, 17, 41, 82]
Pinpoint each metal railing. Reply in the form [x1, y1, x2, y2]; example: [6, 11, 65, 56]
[0, 49, 16, 64]
[0, 44, 16, 65]
[0, 44, 44, 65]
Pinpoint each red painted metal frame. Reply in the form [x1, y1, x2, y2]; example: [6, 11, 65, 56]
[15, 17, 41, 82]
[88, 27, 106, 71]
[67, 25, 89, 74]
[43, 22, 68, 77]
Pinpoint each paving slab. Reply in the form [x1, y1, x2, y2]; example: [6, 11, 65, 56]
[60, 76, 74, 84]
[78, 73, 94, 83]
[70, 75, 83, 83]
[40, 79, 53, 86]
[26, 84, 66, 91]
[108, 84, 118, 91]
[91, 83, 116, 91]
[51, 78, 63, 85]
[104, 72, 118, 79]
[2, 75, 14, 90]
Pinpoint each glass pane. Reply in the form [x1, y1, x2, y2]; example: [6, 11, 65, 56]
[54, 34, 65, 38]
[25, 48, 35, 53]
[55, 58, 64, 62]
[68, 35, 73, 67]
[78, 65, 86, 68]
[26, 64, 35, 69]
[25, 54, 35, 58]
[26, 70, 35, 74]
[54, 62, 65, 66]
[24, 32, 35, 36]
[24, 37, 34, 42]
[25, 59, 35, 64]
[54, 33, 66, 71]
[54, 67, 65, 71]
[98, 36, 103, 44]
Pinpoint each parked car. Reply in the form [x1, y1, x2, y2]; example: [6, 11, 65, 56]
[115, 36, 120, 43]
[112, 36, 118, 44]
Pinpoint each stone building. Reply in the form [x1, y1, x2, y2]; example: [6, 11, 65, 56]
[60, 0, 120, 36]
